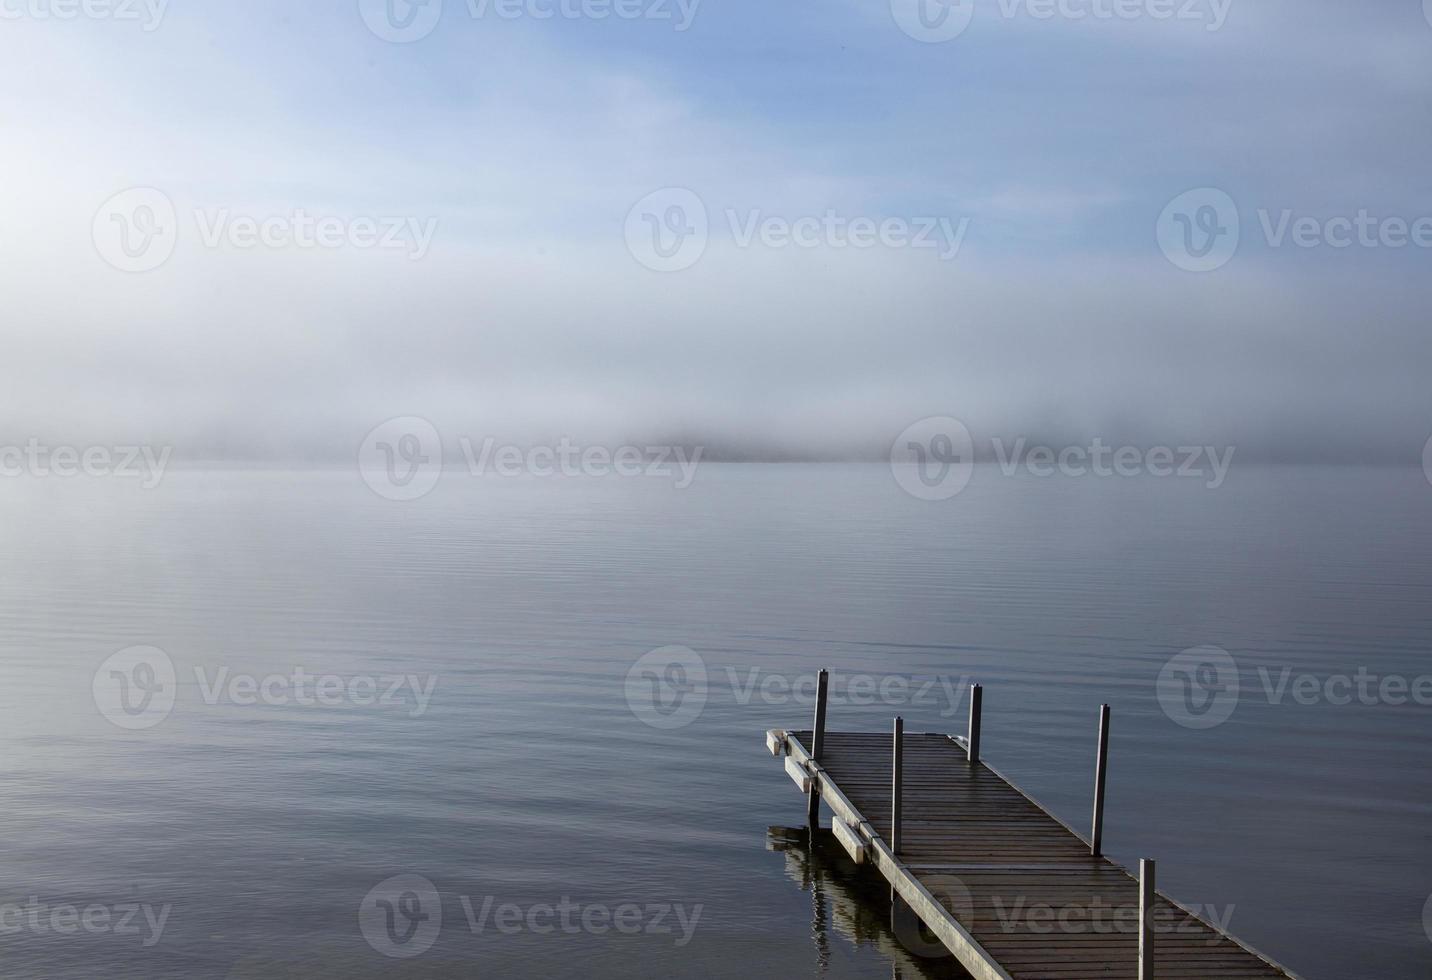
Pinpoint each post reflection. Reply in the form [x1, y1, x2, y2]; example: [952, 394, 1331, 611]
[766, 827, 973, 980]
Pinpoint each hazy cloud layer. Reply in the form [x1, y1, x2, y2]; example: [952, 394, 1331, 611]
[2, 0, 1429, 461]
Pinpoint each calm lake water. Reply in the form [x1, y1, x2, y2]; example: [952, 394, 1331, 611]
[1, 463, 1429, 978]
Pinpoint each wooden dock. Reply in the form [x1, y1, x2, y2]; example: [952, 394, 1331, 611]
[766, 675, 1300, 980]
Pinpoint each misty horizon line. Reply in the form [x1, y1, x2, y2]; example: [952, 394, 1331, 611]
[76, 448, 1432, 466]
[4, 432, 1430, 467]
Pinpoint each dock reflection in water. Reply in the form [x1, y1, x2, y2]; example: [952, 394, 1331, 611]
[766, 827, 974, 980]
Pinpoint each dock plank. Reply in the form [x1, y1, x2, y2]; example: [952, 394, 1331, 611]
[769, 728, 1299, 980]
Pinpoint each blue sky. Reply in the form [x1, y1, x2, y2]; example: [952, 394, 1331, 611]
[2, 0, 1430, 459]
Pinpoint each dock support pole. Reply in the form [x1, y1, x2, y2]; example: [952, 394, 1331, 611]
[967, 683, 982, 766]
[1139, 858, 1156, 980]
[807, 669, 829, 826]
[891, 716, 904, 855]
[1091, 704, 1110, 857]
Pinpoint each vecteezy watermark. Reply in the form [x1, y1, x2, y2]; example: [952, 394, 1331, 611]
[893, 877, 973, 957]
[358, 0, 701, 43]
[459, 437, 703, 488]
[623, 647, 970, 729]
[93, 187, 439, 272]
[1252, 667, 1432, 708]
[358, 875, 702, 958]
[466, 0, 700, 29]
[0, 440, 172, 488]
[92, 188, 179, 273]
[1255, 209, 1432, 251]
[0, 896, 173, 946]
[1156, 646, 1243, 729]
[889, 420, 1234, 501]
[890, 417, 976, 501]
[896, 875, 1232, 958]
[990, 895, 1232, 937]
[357, 417, 705, 501]
[1158, 645, 1432, 729]
[722, 211, 969, 261]
[723, 668, 968, 715]
[359, 0, 445, 42]
[1423, 435, 1432, 489]
[459, 895, 702, 946]
[1423, 892, 1432, 947]
[92, 646, 440, 730]
[191, 209, 437, 259]
[1156, 187, 1240, 273]
[890, 0, 1230, 44]
[889, 0, 976, 43]
[1159, 187, 1432, 272]
[625, 646, 708, 729]
[624, 188, 971, 272]
[0, 0, 168, 30]
[359, 417, 445, 502]
[93, 646, 178, 731]
[623, 188, 708, 273]
[360, 876, 442, 959]
[993, 438, 1234, 489]
[192, 666, 438, 718]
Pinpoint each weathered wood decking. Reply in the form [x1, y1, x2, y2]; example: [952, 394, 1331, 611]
[767, 716, 1300, 980]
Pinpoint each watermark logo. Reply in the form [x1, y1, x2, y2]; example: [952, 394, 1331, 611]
[725, 210, 968, 260]
[1255, 666, 1432, 708]
[891, 417, 975, 501]
[900, 878, 1233, 949]
[892, 0, 1230, 43]
[192, 667, 438, 718]
[988, 893, 1231, 938]
[1160, 188, 1432, 271]
[0, 896, 173, 946]
[360, 422, 705, 499]
[93, 187, 178, 273]
[1424, 0, 1432, 31]
[360, 875, 442, 958]
[1422, 892, 1431, 947]
[95, 649, 439, 730]
[359, 0, 444, 42]
[625, 646, 708, 730]
[0, 441, 173, 488]
[625, 189, 970, 271]
[623, 659, 967, 729]
[192, 209, 437, 259]
[0, 0, 169, 31]
[361, 0, 699, 41]
[727, 669, 968, 715]
[1157, 187, 1240, 273]
[1256, 208, 1432, 250]
[94, 189, 439, 271]
[999, 0, 1230, 29]
[890, 0, 975, 43]
[1423, 435, 1432, 488]
[625, 187, 708, 273]
[467, 0, 700, 28]
[894, 875, 972, 957]
[992, 438, 1234, 489]
[1156, 645, 1240, 729]
[358, 878, 700, 958]
[460, 437, 702, 488]
[93, 646, 177, 731]
[460, 895, 701, 945]
[359, 417, 444, 501]
[1161, 648, 1432, 729]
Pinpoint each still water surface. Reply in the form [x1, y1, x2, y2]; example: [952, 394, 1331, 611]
[1, 464, 1429, 977]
